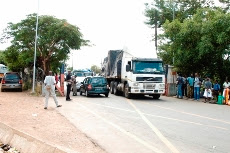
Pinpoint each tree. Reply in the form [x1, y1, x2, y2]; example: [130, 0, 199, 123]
[144, 0, 214, 28]
[91, 65, 101, 74]
[0, 50, 6, 65]
[158, 8, 230, 83]
[1, 14, 89, 75]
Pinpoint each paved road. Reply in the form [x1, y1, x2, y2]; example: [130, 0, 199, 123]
[58, 93, 230, 153]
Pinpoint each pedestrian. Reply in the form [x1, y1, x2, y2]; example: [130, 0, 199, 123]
[187, 74, 194, 99]
[203, 77, 212, 103]
[213, 80, 220, 102]
[72, 75, 77, 96]
[182, 75, 187, 97]
[55, 73, 59, 90]
[222, 79, 230, 103]
[176, 73, 184, 99]
[194, 73, 201, 101]
[66, 70, 72, 101]
[217, 92, 224, 105]
[44, 71, 62, 109]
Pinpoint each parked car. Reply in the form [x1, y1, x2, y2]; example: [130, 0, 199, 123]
[1, 72, 23, 92]
[79, 76, 109, 97]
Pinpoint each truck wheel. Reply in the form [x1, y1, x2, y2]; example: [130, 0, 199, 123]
[110, 81, 114, 94]
[153, 94, 160, 99]
[124, 84, 131, 99]
[114, 82, 119, 95]
[80, 91, 82, 95]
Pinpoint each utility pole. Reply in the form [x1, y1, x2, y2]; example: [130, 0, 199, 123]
[32, 0, 39, 93]
[172, 0, 175, 65]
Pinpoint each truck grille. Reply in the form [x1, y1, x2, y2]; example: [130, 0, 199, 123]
[136, 77, 162, 82]
[143, 83, 156, 89]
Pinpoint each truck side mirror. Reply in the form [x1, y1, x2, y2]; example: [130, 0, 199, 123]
[126, 65, 131, 72]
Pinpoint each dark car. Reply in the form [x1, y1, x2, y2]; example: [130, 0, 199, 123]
[80, 77, 109, 97]
[1, 72, 23, 92]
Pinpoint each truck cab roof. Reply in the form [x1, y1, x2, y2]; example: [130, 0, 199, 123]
[132, 58, 163, 62]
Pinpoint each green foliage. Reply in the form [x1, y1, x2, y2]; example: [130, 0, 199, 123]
[144, 0, 213, 28]
[159, 8, 230, 83]
[0, 50, 6, 65]
[1, 14, 89, 75]
[91, 65, 101, 74]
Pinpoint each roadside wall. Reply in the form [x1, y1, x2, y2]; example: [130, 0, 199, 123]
[0, 122, 71, 153]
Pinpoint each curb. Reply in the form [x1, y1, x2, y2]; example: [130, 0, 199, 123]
[0, 122, 73, 153]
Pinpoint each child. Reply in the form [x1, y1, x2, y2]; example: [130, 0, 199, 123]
[217, 92, 224, 105]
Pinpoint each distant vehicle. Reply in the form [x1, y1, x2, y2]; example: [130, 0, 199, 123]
[79, 76, 109, 97]
[1, 72, 23, 92]
[0, 64, 8, 82]
[101, 50, 165, 99]
[72, 69, 94, 91]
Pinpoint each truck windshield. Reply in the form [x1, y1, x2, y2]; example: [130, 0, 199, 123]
[84, 72, 93, 77]
[75, 72, 85, 77]
[133, 61, 164, 74]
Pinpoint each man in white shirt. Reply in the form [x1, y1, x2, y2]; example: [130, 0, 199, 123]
[223, 79, 230, 98]
[44, 71, 62, 109]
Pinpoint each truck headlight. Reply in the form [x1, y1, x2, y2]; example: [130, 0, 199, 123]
[159, 84, 165, 87]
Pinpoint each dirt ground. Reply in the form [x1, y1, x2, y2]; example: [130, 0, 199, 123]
[0, 90, 106, 153]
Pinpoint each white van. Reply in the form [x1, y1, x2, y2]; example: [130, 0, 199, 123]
[0, 64, 8, 82]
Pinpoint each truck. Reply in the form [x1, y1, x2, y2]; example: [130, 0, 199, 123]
[0, 64, 8, 82]
[101, 50, 165, 99]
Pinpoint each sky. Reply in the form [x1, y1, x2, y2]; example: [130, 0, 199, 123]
[0, 0, 157, 70]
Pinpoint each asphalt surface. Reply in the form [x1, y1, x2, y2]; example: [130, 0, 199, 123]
[58, 93, 230, 153]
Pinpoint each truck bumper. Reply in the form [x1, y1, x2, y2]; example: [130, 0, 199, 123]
[130, 88, 165, 95]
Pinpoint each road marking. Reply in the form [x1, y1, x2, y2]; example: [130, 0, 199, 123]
[82, 101, 228, 130]
[126, 100, 180, 153]
[76, 102, 164, 153]
[146, 103, 230, 125]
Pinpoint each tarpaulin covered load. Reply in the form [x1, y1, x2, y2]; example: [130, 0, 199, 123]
[102, 50, 123, 78]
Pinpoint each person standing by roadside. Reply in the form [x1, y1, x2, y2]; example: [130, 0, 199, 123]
[213, 80, 220, 102]
[182, 75, 187, 97]
[223, 79, 230, 104]
[72, 75, 77, 96]
[54, 73, 59, 90]
[194, 73, 201, 101]
[187, 74, 194, 99]
[66, 70, 72, 101]
[44, 71, 62, 109]
[177, 73, 184, 99]
[203, 77, 212, 103]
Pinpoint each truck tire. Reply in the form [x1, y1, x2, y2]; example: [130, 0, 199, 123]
[110, 81, 114, 94]
[153, 94, 160, 99]
[124, 84, 132, 99]
[114, 82, 119, 95]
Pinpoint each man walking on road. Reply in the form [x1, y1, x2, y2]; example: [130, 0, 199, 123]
[66, 70, 72, 101]
[44, 71, 62, 109]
